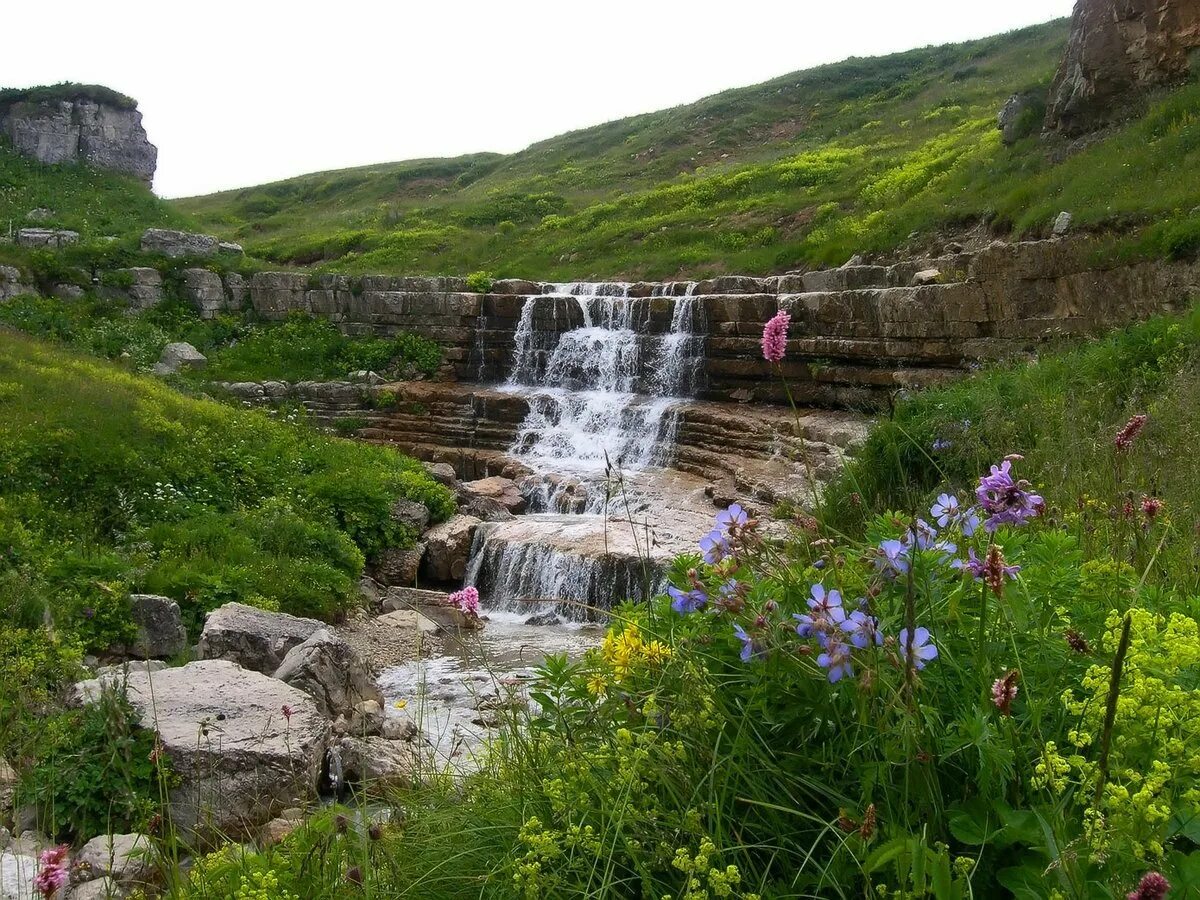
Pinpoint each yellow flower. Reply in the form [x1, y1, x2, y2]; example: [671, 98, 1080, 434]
[586, 674, 607, 696]
[393, 699, 407, 710]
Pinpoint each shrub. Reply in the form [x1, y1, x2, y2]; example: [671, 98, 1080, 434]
[465, 270, 495, 293]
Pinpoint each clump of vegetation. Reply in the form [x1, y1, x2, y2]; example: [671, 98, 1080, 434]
[0, 82, 138, 111]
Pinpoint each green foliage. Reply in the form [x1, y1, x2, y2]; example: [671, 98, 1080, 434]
[0, 331, 453, 636]
[465, 270, 494, 293]
[21, 685, 166, 841]
[0, 82, 137, 111]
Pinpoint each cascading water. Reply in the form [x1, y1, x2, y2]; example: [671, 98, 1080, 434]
[465, 282, 709, 620]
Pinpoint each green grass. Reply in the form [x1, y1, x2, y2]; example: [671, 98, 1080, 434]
[170, 19, 1200, 283]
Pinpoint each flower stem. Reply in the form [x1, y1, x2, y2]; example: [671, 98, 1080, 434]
[1094, 613, 1133, 807]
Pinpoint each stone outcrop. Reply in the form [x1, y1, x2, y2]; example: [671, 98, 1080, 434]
[152, 342, 206, 376]
[196, 602, 323, 674]
[119, 594, 187, 660]
[0, 94, 157, 183]
[1046, 0, 1200, 134]
[997, 92, 1041, 144]
[139, 228, 220, 259]
[421, 515, 482, 582]
[0, 266, 32, 301]
[272, 629, 382, 720]
[15, 227, 78, 248]
[83, 660, 328, 840]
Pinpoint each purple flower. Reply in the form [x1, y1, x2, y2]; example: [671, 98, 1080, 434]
[976, 460, 1044, 532]
[817, 637, 854, 682]
[932, 438, 952, 452]
[931, 493, 960, 527]
[898, 627, 938, 670]
[699, 528, 729, 564]
[732, 624, 757, 662]
[876, 538, 910, 577]
[35, 846, 69, 898]
[952, 547, 987, 579]
[807, 583, 842, 615]
[841, 610, 883, 649]
[716, 503, 748, 530]
[761, 310, 791, 363]
[668, 585, 707, 614]
[449, 586, 480, 617]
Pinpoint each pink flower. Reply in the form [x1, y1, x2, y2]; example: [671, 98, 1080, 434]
[1115, 414, 1147, 453]
[991, 670, 1019, 716]
[450, 586, 480, 618]
[761, 310, 791, 363]
[281, 704, 293, 723]
[1127, 872, 1170, 900]
[1142, 496, 1164, 521]
[35, 846, 69, 897]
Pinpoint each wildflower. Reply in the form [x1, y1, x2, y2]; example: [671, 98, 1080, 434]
[976, 460, 1044, 532]
[368, 823, 384, 841]
[876, 538, 910, 577]
[952, 547, 987, 579]
[931, 493, 980, 536]
[1142, 495, 1164, 521]
[932, 438, 952, 452]
[34, 846, 69, 898]
[794, 584, 846, 645]
[898, 627, 938, 670]
[991, 670, 1019, 716]
[716, 503, 749, 531]
[761, 310, 791, 362]
[586, 673, 607, 696]
[668, 585, 706, 614]
[345, 865, 363, 886]
[1114, 414, 1148, 453]
[449, 586, 480, 617]
[983, 544, 1020, 597]
[732, 624, 758, 662]
[1126, 872, 1170, 900]
[841, 610, 883, 649]
[1065, 628, 1092, 654]
[393, 699, 408, 710]
[281, 704, 293, 723]
[860, 803, 877, 840]
[699, 528, 729, 564]
[807, 583, 842, 616]
[817, 636, 854, 683]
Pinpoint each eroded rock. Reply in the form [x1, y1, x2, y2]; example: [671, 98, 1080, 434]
[75, 832, 153, 886]
[273, 629, 382, 720]
[420, 515, 482, 582]
[120, 594, 186, 660]
[140, 229, 219, 259]
[151, 342, 206, 376]
[196, 602, 323, 674]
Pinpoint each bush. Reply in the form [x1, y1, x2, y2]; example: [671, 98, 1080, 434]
[465, 270, 494, 293]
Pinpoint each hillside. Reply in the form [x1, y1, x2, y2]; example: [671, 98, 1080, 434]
[177, 22, 1077, 279]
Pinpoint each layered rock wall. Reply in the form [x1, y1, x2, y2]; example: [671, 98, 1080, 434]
[0, 97, 157, 182]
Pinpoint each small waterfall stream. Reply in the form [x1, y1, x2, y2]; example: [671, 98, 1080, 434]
[466, 283, 710, 619]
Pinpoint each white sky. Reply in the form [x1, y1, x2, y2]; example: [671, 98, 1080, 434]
[1, 0, 1076, 199]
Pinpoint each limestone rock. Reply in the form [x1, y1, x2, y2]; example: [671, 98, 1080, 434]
[371, 544, 425, 586]
[1053, 211, 1073, 236]
[0, 266, 32, 302]
[1046, 0, 1200, 134]
[462, 477, 526, 514]
[490, 279, 541, 295]
[0, 851, 37, 900]
[420, 515, 482, 582]
[910, 269, 941, 286]
[139, 229, 219, 259]
[181, 269, 226, 319]
[333, 736, 419, 789]
[272, 629, 382, 720]
[196, 602, 323, 674]
[119, 268, 163, 310]
[119, 594, 186, 660]
[374, 609, 441, 634]
[423, 463, 458, 486]
[71, 876, 125, 899]
[151, 342, 206, 376]
[76, 833, 153, 885]
[390, 499, 430, 532]
[16, 227, 78, 248]
[223, 273, 247, 311]
[78, 660, 328, 840]
[218, 241, 244, 256]
[997, 92, 1041, 145]
[381, 588, 480, 631]
[0, 95, 156, 182]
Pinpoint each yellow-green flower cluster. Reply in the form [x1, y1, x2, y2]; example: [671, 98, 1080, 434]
[669, 837, 756, 900]
[1059, 607, 1200, 861]
[234, 869, 298, 900]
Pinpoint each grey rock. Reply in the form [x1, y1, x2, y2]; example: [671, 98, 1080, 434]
[76, 833, 153, 885]
[273, 629, 382, 720]
[910, 269, 941, 286]
[223, 273, 247, 311]
[333, 736, 420, 789]
[217, 241, 244, 256]
[420, 515, 482, 582]
[371, 544, 425, 586]
[75, 660, 328, 840]
[119, 268, 163, 310]
[151, 342, 206, 376]
[25, 208, 53, 222]
[93, 660, 167, 680]
[390, 499, 430, 532]
[0, 267, 32, 302]
[121, 594, 186, 659]
[70, 876, 125, 899]
[139, 229, 219, 259]
[1053, 211, 1073, 236]
[997, 92, 1040, 145]
[0, 96, 156, 182]
[0, 850, 37, 900]
[16, 228, 78, 248]
[423, 462, 458, 486]
[52, 283, 85, 300]
[197, 602, 323, 674]
[181, 269, 226, 319]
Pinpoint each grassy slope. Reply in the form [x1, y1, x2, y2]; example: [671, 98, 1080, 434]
[175, 19, 1200, 281]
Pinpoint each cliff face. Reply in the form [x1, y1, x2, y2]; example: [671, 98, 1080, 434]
[0, 96, 157, 184]
[1046, 0, 1200, 134]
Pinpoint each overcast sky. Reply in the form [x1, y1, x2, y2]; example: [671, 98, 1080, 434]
[2, 0, 1076, 198]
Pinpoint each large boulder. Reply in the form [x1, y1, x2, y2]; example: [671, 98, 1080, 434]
[75, 832, 154, 886]
[0, 266, 32, 302]
[390, 499, 430, 532]
[139, 228, 219, 258]
[119, 594, 187, 660]
[15, 227, 78, 248]
[78, 660, 328, 841]
[462, 477, 526, 514]
[420, 515, 482, 582]
[181, 268, 227, 319]
[1046, 0, 1200, 134]
[272, 629, 382, 720]
[196, 602, 323, 674]
[997, 92, 1042, 145]
[151, 342, 206, 376]
[119, 267, 163, 310]
[332, 736, 421, 790]
[0, 850, 36, 899]
[371, 544, 425, 587]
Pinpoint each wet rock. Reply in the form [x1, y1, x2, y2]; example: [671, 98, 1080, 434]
[196, 602, 323, 674]
[371, 544, 425, 586]
[76, 660, 328, 841]
[461, 476, 526, 514]
[118, 594, 186, 660]
[75, 832, 154, 886]
[421, 515, 482, 582]
[381, 715, 420, 742]
[490, 279, 541, 295]
[523, 612, 562, 627]
[140, 228, 219, 258]
[151, 342, 206, 376]
[273, 629, 382, 720]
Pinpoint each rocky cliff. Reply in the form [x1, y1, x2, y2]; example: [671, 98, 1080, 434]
[1046, 0, 1200, 133]
[0, 86, 157, 183]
